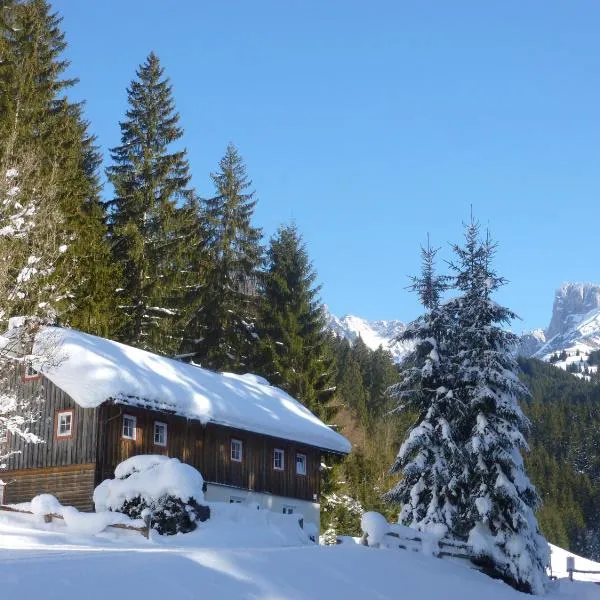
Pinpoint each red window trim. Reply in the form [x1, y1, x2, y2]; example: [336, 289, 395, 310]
[153, 421, 167, 447]
[54, 409, 74, 440]
[21, 362, 41, 382]
[122, 414, 137, 441]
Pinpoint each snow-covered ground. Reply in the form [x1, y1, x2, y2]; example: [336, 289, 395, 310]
[0, 508, 598, 599]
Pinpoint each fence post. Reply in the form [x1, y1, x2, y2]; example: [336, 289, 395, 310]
[142, 509, 152, 540]
[567, 556, 575, 582]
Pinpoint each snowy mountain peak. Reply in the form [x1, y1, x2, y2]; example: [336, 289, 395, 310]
[546, 283, 600, 339]
[528, 283, 600, 376]
[325, 310, 411, 363]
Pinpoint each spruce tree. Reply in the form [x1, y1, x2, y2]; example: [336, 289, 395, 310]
[385, 240, 463, 538]
[181, 144, 262, 372]
[106, 52, 196, 354]
[0, 0, 118, 335]
[338, 353, 369, 423]
[448, 220, 548, 594]
[255, 223, 333, 413]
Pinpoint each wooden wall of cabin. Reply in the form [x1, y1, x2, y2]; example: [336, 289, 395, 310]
[0, 367, 99, 510]
[0, 373, 98, 471]
[3, 464, 96, 511]
[97, 404, 321, 503]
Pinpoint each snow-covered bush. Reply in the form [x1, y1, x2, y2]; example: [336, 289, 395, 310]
[31, 493, 62, 518]
[361, 511, 389, 547]
[94, 455, 209, 535]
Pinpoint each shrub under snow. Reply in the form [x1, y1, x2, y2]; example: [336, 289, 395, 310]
[31, 493, 63, 517]
[361, 511, 389, 546]
[94, 455, 209, 535]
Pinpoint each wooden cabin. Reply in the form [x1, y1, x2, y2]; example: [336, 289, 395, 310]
[0, 327, 351, 529]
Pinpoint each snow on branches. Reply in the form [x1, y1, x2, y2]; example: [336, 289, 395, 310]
[388, 222, 549, 594]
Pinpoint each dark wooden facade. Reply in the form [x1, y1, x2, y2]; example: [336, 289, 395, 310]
[1, 372, 322, 509]
[97, 404, 320, 502]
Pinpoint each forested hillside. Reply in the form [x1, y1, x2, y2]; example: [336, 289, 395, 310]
[520, 357, 600, 559]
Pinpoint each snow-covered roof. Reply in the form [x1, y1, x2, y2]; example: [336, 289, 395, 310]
[32, 327, 351, 454]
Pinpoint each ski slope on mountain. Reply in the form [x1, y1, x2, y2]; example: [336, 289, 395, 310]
[0, 509, 598, 599]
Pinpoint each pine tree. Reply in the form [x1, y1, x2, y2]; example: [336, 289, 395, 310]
[255, 223, 334, 413]
[0, 0, 117, 461]
[366, 346, 398, 417]
[106, 52, 196, 354]
[181, 144, 262, 372]
[448, 220, 549, 594]
[0, 0, 118, 335]
[338, 353, 369, 422]
[385, 240, 463, 538]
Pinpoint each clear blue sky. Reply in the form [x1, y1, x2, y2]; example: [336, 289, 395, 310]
[54, 0, 600, 333]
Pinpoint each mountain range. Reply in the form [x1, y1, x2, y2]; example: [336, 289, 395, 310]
[326, 282, 600, 370]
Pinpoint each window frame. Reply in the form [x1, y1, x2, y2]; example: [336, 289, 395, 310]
[55, 409, 74, 439]
[153, 421, 167, 447]
[273, 448, 285, 471]
[122, 414, 137, 441]
[296, 453, 307, 476]
[21, 361, 40, 382]
[230, 438, 243, 462]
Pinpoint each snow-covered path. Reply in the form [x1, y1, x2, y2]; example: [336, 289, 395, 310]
[0, 544, 526, 600]
[0, 512, 599, 599]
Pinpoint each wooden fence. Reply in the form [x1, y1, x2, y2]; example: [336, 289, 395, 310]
[360, 528, 474, 562]
[0, 504, 151, 538]
[360, 528, 600, 585]
[565, 556, 600, 584]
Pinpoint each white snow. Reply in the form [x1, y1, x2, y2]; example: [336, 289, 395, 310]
[360, 511, 389, 546]
[29, 494, 144, 535]
[94, 455, 205, 511]
[0, 506, 596, 599]
[30, 327, 350, 454]
[326, 310, 412, 363]
[550, 544, 600, 583]
[30, 493, 62, 517]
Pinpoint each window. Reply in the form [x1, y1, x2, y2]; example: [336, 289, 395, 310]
[229, 496, 244, 504]
[282, 505, 295, 515]
[231, 438, 242, 462]
[122, 415, 136, 440]
[153, 421, 167, 446]
[296, 453, 307, 475]
[22, 362, 40, 382]
[0, 420, 7, 443]
[273, 448, 284, 470]
[56, 410, 73, 438]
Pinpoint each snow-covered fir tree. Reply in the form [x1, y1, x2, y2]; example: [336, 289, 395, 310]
[0, 0, 118, 336]
[447, 220, 549, 595]
[385, 241, 464, 539]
